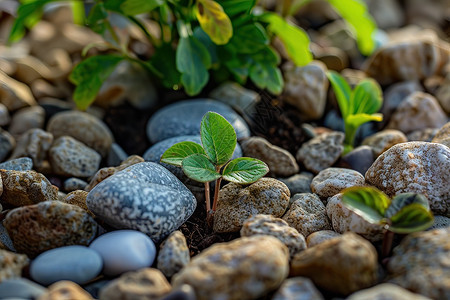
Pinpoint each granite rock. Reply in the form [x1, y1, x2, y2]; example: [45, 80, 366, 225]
[306, 230, 341, 247]
[0, 249, 29, 282]
[0, 157, 33, 171]
[362, 129, 408, 157]
[407, 128, 439, 142]
[62, 190, 93, 217]
[310, 168, 365, 200]
[157, 230, 190, 278]
[272, 277, 324, 300]
[10, 128, 53, 168]
[278, 172, 313, 196]
[431, 122, 450, 148]
[63, 177, 88, 192]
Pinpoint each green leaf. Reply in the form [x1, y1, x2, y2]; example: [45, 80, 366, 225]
[325, 0, 377, 55]
[182, 154, 222, 183]
[389, 203, 434, 234]
[224, 54, 251, 83]
[200, 112, 237, 166]
[260, 13, 312, 67]
[350, 78, 383, 115]
[176, 36, 212, 96]
[193, 27, 219, 65]
[345, 113, 383, 129]
[152, 43, 181, 88]
[326, 71, 351, 119]
[196, 0, 233, 45]
[249, 61, 284, 95]
[69, 55, 124, 110]
[341, 186, 391, 224]
[160, 141, 206, 166]
[385, 193, 430, 219]
[86, 3, 108, 34]
[229, 23, 269, 54]
[220, 0, 256, 18]
[222, 157, 269, 184]
[120, 0, 163, 15]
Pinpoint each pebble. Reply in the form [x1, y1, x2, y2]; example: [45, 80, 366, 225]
[62, 190, 93, 217]
[241, 214, 306, 260]
[382, 80, 422, 125]
[38, 280, 94, 300]
[431, 121, 450, 148]
[278, 172, 313, 195]
[272, 277, 324, 300]
[160, 284, 196, 300]
[146, 99, 250, 143]
[8, 105, 46, 138]
[347, 283, 432, 300]
[4, 201, 97, 257]
[46, 110, 113, 157]
[296, 131, 345, 173]
[99, 268, 171, 300]
[407, 128, 439, 142]
[0, 278, 47, 299]
[362, 129, 408, 157]
[0, 157, 33, 171]
[63, 177, 88, 192]
[9, 128, 53, 169]
[30, 245, 102, 285]
[0, 223, 15, 251]
[0, 71, 37, 111]
[0, 169, 58, 206]
[387, 227, 450, 299]
[0, 249, 29, 281]
[209, 81, 260, 116]
[428, 215, 450, 230]
[436, 74, 450, 113]
[89, 230, 156, 276]
[107, 142, 128, 167]
[282, 193, 332, 238]
[0, 103, 10, 126]
[340, 145, 375, 175]
[240, 137, 299, 177]
[86, 162, 196, 242]
[365, 0, 405, 29]
[172, 235, 289, 300]
[213, 178, 290, 233]
[290, 232, 378, 295]
[157, 230, 190, 278]
[310, 168, 365, 200]
[0, 129, 15, 161]
[306, 230, 341, 247]
[49, 136, 101, 178]
[365, 142, 450, 216]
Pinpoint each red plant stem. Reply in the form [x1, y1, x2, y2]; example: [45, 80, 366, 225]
[382, 230, 395, 258]
[212, 177, 222, 212]
[204, 182, 211, 212]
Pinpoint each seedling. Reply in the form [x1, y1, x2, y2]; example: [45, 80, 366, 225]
[341, 186, 434, 258]
[161, 111, 269, 222]
[327, 71, 383, 154]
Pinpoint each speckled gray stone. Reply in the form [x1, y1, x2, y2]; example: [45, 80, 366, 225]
[0, 157, 33, 171]
[9, 128, 53, 169]
[157, 230, 190, 277]
[278, 172, 314, 196]
[146, 99, 250, 143]
[63, 177, 88, 192]
[310, 168, 365, 200]
[272, 277, 324, 300]
[86, 162, 197, 242]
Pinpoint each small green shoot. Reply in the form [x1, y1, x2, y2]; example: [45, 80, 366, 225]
[161, 112, 269, 222]
[342, 186, 434, 257]
[327, 71, 383, 154]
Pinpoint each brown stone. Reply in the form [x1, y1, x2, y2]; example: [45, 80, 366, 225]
[38, 281, 93, 300]
[0, 249, 29, 282]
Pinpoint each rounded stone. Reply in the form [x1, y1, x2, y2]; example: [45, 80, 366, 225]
[347, 283, 432, 300]
[8, 105, 46, 138]
[0, 129, 15, 162]
[431, 122, 450, 148]
[362, 129, 408, 157]
[62, 190, 93, 217]
[157, 230, 190, 278]
[306, 230, 341, 247]
[311, 168, 365, 200]
[0, 278, 47, 299]
[63, 177, 88, 192]
[89, 230, 156, 277]
[146, 99, 250, 143]
[278, 172, 313, 195]
[0, 157, 33, 171]
[38, 281, 94, 300]
[30, 246, 102, 285]
[9, 128, 53, 169]
[272, 277, 324, 300]
[0, 249, 29, 282]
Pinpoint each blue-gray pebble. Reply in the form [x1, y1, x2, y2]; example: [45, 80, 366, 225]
[146, 99, 250, 143]
[86, 162, 197, 242]
[0, 278, 47, 299]
[0, 157, 33, 171]
[30, 245, 102, 286]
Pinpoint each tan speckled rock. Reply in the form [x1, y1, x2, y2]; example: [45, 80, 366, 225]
[0, 169, 58, 207]
[306, 230, 341, 247]
[407, 128, 439, 142]
[38, 281, 93, 300]
[10, 128, 53, 169]
[290, 232, 378, 295]
[310, 168, 365, 200]
[0, 249, 29, 281]
[436, 75, 450, 114]
[326, 194, 384, 242]
[157, 230, 190, 278]
[282, 193, 331, 237]
[213, 178, 290, 233]
[62, 190, 93, 217]
[241, 214, 306, 260]
[431, 122, 450, 148]
[362, 129, 408, 157]
[241, 137, 299, 177]
[0, 71, 37, 111]
[3, 201, 97, 257]
[172, 235, 289, 300]
[347, 283, 432, 300]
[365, 142, 450, 216]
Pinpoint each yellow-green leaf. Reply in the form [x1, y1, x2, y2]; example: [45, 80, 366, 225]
[196, 0, 233, 45]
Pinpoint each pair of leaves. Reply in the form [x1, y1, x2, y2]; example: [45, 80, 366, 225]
[342, 187, 434, 234]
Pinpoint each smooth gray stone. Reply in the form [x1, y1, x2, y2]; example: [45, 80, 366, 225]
[0, 223, 15, 251]
[341, 145, 375, 176]
[0, 157, 33, 171]
[86, 162, 196, 242]
[107, 142, 128, 167]
[146, 99, 250, 143]
[0, 278, 47, 299]
[0, 129, 14, 162]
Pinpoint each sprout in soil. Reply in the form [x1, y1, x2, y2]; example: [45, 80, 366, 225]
[161, 111, 269, 223]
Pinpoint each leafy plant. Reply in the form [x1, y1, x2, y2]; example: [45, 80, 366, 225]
[326, 71, 383, 154]
[161, 111, 269, 221]
[342, 186, 434, 257]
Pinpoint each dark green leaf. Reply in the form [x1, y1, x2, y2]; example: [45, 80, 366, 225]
[69, 55, 124, 110]
[385, 193, 430, 219]
[160, 141, 205, 166]
[249, 61, 284, 95]
[182, 154, 222, 183]
[86, 3, 108, 34]
[196, 0, 233, 45]
[350, 78, 383, 115]
[200, 112, 237, 166]
[389, 203, 434, 234]
[341, 186, 391, 224]
[222, 157, 269, 184]
[251, 46, 280, 65]
[120, 0, 163, 15]
[326, 71, 351, 119]
[193, 27, 219, 65]
[230, 23, 268, 54]
[224, 54, 251, 83]
[152, 43, 181, 88]
[219, 0, 256, 18]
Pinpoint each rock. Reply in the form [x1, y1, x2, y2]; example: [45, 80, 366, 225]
[272, 277, 324, 300]
[365, 142, 450, 216]
[386, 92, 447, 134]
[30, 246, 102, 285]
[382, 80, 423, 125]
[347, 283, 432, 300]
[159, 284, 196, 300]
[209, 81, 260, 116]
[38, 281, 94, 300]
[431, 122, 450, 147]
[172, 235, 289, 300]
[107, 142, 128, 167]
[0, 249, 29, 281]
[146, 99, 250, 143]
[326, 193, 384, 242]
[282, 61, 328, 120]
[89, 230, 156, 276]
[0, 278, 47, 299]
[362, 129, 408, 157]
[407, 128, 439, 142]
[0, 169, 58, 206]
[428, 215, 450, 230]
[306, 230, 341, 247]
[240, 137, 299, 177]
[47, 110, 113, 156]
[9, 128, 53, 168]
[49, 136, 101, 178]
[278, 172, 313, 195]
[4, 201, 97, 257]
[0, 71, 37, 111]
[0, 103, 10, 126]
[310, 168, 365, 200]
[387, 227, 450, 299]
[8, 106, 46, 138]
[296, 131, 345, 174]
[282, 193, 332, 237]
[340, 145, 375, 175]
[63, 177, 88, 192]
[62, 190, 93, 217]
[157, 230, 190, 278]
[290, 232, 378, 295]
[0, 157, 31, 171]
[364, 0, 405, 29]
[99, 268, 171, 300]
[0, 223, 15, 252]
[213, 178, 290, 233]
[0, 129, 15, 161]
[86, 162, 196, 242]
[436, 74, 450, 113]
